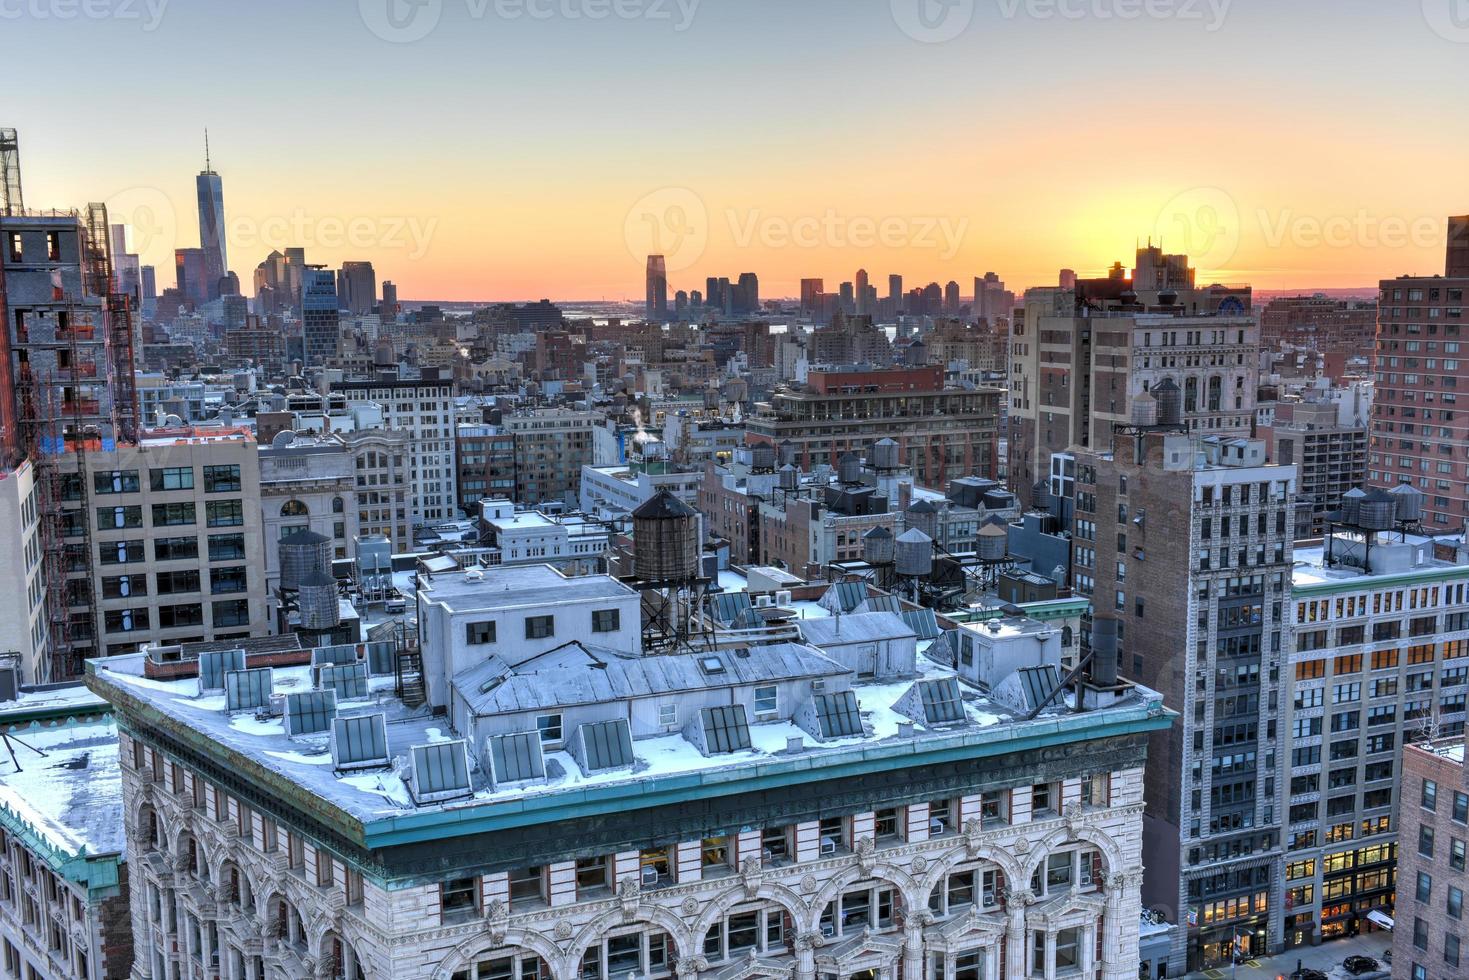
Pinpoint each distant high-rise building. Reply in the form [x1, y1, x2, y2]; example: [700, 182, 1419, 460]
[301, 267, 340, 365]
[673, 290, 688, 317]
[944, 280, 960, 312]
[974, 272, 1015, 322]
[921, 281, 942, 315]
[337, 260, 377, 316]
[1059, 268, 1077, 290]
[645, 254, 668, 321]
[1448, 213, 1469, 277]
[196, 132, 227, 300]
[140, 264, 157, 317]
[736, 272, 758, 314]
[888, 273, 903, 314]
[838, 281, 854, 314]
[283, 247, 307, 309]
[689, 288, 702, 308]
[1369, 215, 1469, 526]
[1008, 245, 1254, 502]
[380, 280, 398, 317]
[174, 247, 209, 308]
[800, 277, 823, 315]
[854, 268, 869, 315]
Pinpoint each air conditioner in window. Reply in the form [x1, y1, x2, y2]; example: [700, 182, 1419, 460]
[640, 866, 660, 888]
[820, 922, 836, 938]
[819, 837, 837, 856]
[981, 891, 997, 907]
[929, 818, 947, 836]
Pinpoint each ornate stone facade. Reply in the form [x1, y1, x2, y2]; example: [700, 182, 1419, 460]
[119, 723, 1148, 980]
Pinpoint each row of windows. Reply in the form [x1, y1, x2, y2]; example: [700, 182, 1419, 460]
[91, 465, 241, 495]
[465, 609, 620, 645]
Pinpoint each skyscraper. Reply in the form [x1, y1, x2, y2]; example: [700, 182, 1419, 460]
[854, 268, 869, 315]
[645, 254, 668, 321]
[173, 247, 209, 308]
[736, 271, 758, 314]
[799, 277, 823, 315]
[1368, 215, 1469, 527]
[888, 273, 903, 314]
[301, 266, 340, 365]
[195, 132, 227, 300]
[381, 280, 398, 317]
[944, 279, 960, 313]
[337, 260, 377, 316]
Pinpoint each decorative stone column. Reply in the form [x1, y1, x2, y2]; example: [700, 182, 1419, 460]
[1100, 872, 1130, 980]
[1004, 889, 1033, 980]
[795, 932, 823, 980]
[903, 910, 933, 980]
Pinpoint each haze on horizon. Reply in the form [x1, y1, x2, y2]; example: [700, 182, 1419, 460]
[8, 0, 1468, 301]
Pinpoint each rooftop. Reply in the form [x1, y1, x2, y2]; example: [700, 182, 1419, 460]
[0, 715, 124, 863]
[1292, 530, 1469, 591]
[419, 563, 637, 609]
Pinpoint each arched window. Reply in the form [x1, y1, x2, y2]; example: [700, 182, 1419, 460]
[281, 500, 309, 517]
[1061, 626, 1074, 648]
[332, 496, 345, 514]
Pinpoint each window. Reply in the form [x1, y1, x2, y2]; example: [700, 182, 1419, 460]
[508, 867, 543, 907]
[96, 505, 142, 529]
[1425, 779, 1439, 811]
[657, 703, 677, 727]
[1451, 885, 1464, 920]
[1032, 782, 1058, 817]
[151, 502, 196, 527]
[208, 534, 245, 561]
[440, 877, 479, 921]
[205, 500, 244, 527]
[209, 566, 247, 595]
[591, 608, 620, 633]
[1421, 825, 1437, 858]
[525, 615, 554, 639]
[536, 714, 563, 743]
[575, 856, 608, 895]
[93, 470, 139, 494]
[203, 464, 242, 493]
[701, 836, 729, 868]
[149, 467, 194, 492]
[155, 570, 201, 595]
[101, 540, 146, 565]
[753, 685, 778, 718]
[465, 621, 495, 645]
[1418, 871, 1433, 902]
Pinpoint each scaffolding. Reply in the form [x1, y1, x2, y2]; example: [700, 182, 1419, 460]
[85, 202, 139, 445]
[0, 129, 21, 216]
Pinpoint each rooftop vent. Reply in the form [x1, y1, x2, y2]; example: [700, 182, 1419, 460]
[283, 689, 338, 737]
[486, 731, 546, 785]
[408, 739, 473, 805]
[224, 667, 272, 713]
[198, 648, 246, 694]
[330, 713, 390, 771]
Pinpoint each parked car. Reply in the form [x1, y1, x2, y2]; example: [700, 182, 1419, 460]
[1288, 968, 1328, 980]
[1343, 955, 1380, 975]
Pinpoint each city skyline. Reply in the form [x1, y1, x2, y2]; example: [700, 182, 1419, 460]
[7, 0, 1468, 301]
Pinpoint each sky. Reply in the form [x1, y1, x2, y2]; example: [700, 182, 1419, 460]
[6, 0, 1468, 302]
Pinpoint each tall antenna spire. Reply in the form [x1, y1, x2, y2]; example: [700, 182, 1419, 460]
[204, 128, 212, 174]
